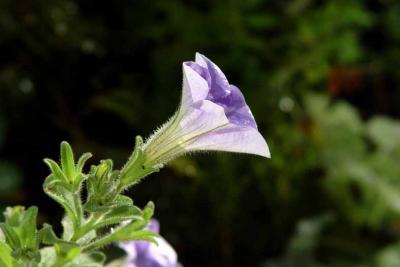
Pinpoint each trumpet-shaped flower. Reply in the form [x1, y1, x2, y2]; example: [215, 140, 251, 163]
[119, 220, 179, 267]
[143, 53, 270, 167]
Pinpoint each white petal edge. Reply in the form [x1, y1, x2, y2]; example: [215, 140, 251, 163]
[195, 52, 208, 68]
[184, 124, 271, 158]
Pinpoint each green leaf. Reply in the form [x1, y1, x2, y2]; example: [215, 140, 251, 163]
[91, 205, 143, 230]
[39, 247, 57, 267]
[84, 195, 133, 213]
[76, 230, 96, 246]
[38, 224, 62, 245]
[43, 177, 77, 232]
[0, 241, 17, 267]
[0, 223, 20, 250]
[61, 216, 74, 241]
[66, 251, 105, 267]
[43, 159, 68, 184]
[0, 206, 40, 263]
[143, 201, 154, 220]
[60, 141, 76, 183]
[3, 206, 25, 226]
[76, 153, 93, 174]
[54, 243, 81, 262]
[113, 229, 158, 243]
[366, 116, 400, 152]
[111, 219, 157, 242]
[374, 242, 400, 267]
[40, 247, 102, 267]
[19, 206, 38, 250]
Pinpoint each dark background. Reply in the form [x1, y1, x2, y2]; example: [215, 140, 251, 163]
[1, 0, 400, 266]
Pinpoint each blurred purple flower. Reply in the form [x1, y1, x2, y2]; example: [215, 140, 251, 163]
[143, 53, 270, 167]
[119, 219, 179, 267]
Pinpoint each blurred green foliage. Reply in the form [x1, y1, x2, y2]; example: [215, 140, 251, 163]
[1, 0, 400, 266]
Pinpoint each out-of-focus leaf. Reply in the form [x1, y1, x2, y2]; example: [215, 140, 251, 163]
[366, 116, 400, 152]
[374, 243, 400, 267]
[262, 214, 333, 267]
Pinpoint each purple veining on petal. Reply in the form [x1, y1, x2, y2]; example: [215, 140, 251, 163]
[185, 55, 258, 129]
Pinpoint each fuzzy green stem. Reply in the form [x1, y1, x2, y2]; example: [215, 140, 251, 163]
[82, 232, 115, 252]
[71, 212, 103, 242]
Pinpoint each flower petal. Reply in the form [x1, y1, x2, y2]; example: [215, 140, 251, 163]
[185, 124, 270, 158]
[181, 63, 209, 107]
[195, 52, 208, 67]
[196, 53, 230, 100]
[213, 85, 258, 128]
[141, 236, 178, 267]
[178, 100, 229, 138]
[119, 242, 138, 261]
[143, 100, 230, 166]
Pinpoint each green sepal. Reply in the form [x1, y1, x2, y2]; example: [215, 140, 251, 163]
[119, 136, 160, 189]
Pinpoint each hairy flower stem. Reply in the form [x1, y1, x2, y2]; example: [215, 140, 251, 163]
[72, 193, 83, 226]
[82, 233, 114, 252]
[71, 212, 103, 242]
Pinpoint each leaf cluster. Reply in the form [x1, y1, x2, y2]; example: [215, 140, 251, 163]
[0, 140, 158, 266]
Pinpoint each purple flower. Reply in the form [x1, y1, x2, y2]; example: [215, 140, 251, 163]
[143, 53, 270, 167]
[119, 220, 179, 267]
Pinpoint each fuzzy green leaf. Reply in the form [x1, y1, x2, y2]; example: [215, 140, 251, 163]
[0, 241, 18, 267]
[39, 224, 62, 245]
[143, 201, 154, 220]
[76, 153, 93, 174]
[43, 159, 68, 184]
[91, 205, 143, 230]
[60, 141, 76, 182]
[54, 242, 81, 262]
[0, 223, 20, 250]
[19, 206, 38, 250]
[84, 195, 133, 213]
[61, 216, 74, 241]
